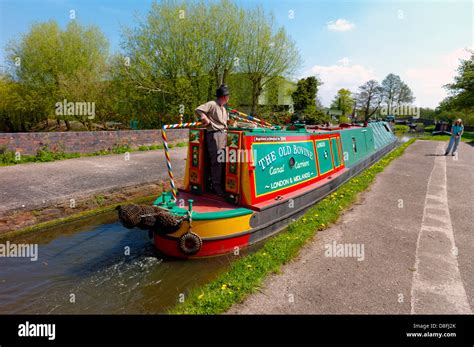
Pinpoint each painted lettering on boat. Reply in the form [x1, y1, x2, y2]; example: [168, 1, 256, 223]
[269, 165, 285, 175]
[253, 140, 318, 196]
[294, 160, 310, 169]
[257, 144, 314, 171]
[254, 136, 286, 142]
[258, 151, 277, 171]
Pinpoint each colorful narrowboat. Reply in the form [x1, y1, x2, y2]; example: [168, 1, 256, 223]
[117, 116, 397, 259]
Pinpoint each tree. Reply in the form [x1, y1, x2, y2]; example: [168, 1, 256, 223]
[1, 1, 304, 131]
[395, 81, 415, 107]
[330, 88, 354, 116]
[121, 0, 204, 114]
[292, 77, 318, 112]
[291, 76, 328, 124]
[240, 7, 301, 113]
[381, 74, 402, 112]
[434, 51, 474, 126]
[205, 0, 245, 94]
[444, 51, 474, 110]
[121, 0, 251, 117]
[356, 80, 384, 121]
[5, 20, 109, 130]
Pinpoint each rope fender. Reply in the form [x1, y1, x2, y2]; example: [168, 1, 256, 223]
[178, 231, 202, 255]
[116, 204, 184, 234]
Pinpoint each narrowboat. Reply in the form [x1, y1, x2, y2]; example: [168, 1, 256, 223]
[117, 117, 397, 258]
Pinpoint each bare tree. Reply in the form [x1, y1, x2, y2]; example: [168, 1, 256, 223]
[356, 80, 384, 121]
[381, 73, 402, 112]
[395, 81, 415, 106]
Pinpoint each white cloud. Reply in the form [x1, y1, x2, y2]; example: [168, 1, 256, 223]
[338, 57, 350, 66]
[404, 48, 471, 108]
[302, 59, 376, 107]
[327, 19, 355, 32]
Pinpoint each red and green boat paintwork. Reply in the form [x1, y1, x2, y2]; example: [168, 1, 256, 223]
[146, 121, 397, 258]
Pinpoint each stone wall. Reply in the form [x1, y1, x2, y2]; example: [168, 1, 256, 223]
[0, 129, 188, 155]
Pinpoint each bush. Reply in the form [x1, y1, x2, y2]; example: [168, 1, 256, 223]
[394, 125, 409, 134]
[34, 145, 80, 162]
[149, 144, 164, 150]
[339, 115, 350, 123]
[112, 144, 131, 154]
[261, 112, 292, 125]
[0, 147, 17, 164]
[425, 125, 435, 132]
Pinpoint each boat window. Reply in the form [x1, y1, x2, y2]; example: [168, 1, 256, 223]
[352, 137, 357, 153]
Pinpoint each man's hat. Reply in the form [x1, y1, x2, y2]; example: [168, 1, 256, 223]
[216, 84, 230, 98]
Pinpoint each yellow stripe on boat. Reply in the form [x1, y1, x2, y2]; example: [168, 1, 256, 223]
[168, 214, 253, 239]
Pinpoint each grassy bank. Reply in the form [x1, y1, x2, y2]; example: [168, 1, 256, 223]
[170, 139, 416, 314]
[416, 131, 474, 143]
[0, 141, 188, 166]
[0, 194, 158, 241]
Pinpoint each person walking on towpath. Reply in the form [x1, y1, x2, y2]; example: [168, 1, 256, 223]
[445, 118, 464, 156]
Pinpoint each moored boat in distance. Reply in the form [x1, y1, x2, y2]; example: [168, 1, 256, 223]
[117, 120, 397, 258]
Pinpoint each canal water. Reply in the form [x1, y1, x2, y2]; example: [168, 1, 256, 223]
[0, 212, 254, 314]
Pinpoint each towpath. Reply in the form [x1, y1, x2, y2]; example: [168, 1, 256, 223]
[229, 140, 473, 314]
[0, 147, 188, 215]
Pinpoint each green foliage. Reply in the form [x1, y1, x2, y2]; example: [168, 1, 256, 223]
[91, 149, 111, 156]
[444, 51, 474, 108]
[95, 195, 106, 206]
[2, 1, 303, 132]
[418, 131, 474, 143]
[339, 115, 350, 123]
[425, 125, 435, 132]
[0, 140, 186, 166]
[394, 124, 409, 134]
[290, 77, 327, 124]
[260, 112, 291, 125]
[302, 105, 330, 125]
[0, 145, 80, 165]
[240, 7, 301, 113]
[330, 88, 354, 116]
[111, 144, 131, 154]
[3, 21, 109, 131]
[35, 145, 81, 162]
[0, 147, 19, 164]
[437, 51, 474, 126]
[291, 76, 319, 112]
[419, 108, 436, 120]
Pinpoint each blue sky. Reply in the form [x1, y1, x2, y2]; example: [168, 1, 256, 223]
[0, 0, 472, 107]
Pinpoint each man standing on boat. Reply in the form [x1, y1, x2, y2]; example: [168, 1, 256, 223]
[195, 84, 230, 196]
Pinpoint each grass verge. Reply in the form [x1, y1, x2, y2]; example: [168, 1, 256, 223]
[416, 132, 474, 143]
[170, 139, 416, 314]
[0, 141, 188, 166]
